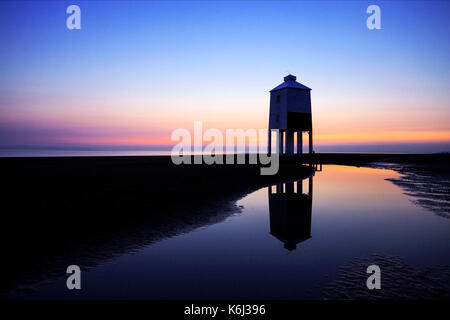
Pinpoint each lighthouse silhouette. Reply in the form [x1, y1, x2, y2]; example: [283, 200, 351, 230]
[268, 75, 313, 155]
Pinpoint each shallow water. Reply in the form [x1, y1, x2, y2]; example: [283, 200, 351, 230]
[10, 165, 450, 299]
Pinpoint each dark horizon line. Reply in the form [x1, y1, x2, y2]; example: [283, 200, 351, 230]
[0, 142, 449, 154]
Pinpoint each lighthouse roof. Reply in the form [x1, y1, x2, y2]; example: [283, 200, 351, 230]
[270, 74, 311, 92]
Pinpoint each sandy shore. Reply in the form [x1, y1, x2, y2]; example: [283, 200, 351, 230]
[1, 153, 448, 295]
[1, 155, 313, 294]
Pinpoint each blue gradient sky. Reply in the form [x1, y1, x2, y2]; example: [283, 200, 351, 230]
[0, 1, 449, 152]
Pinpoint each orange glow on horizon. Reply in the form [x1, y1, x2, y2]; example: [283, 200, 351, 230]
[61, 129, 450, 146]
[314, 130, 450, 145]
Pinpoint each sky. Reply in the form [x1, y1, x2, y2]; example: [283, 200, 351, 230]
[0, 0, 449, 153]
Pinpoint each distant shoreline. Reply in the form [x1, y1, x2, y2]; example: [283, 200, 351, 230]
[0, 151, 449, 160]
[0, 147, 449, 158]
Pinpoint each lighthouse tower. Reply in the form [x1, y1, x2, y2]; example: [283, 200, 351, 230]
[268, 75, 313, 155]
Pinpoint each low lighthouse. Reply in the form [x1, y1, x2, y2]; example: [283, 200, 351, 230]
[268, 75, 313, 155]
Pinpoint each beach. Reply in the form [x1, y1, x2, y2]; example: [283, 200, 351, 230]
[2, 155, 313, 294]
[1, 153, 449, 297]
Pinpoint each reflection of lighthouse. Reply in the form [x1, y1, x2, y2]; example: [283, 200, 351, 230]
[268, 176, 313, 251]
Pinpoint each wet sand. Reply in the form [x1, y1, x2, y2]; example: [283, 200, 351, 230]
[323, 253, 450, 299]
[1, 153, 448, 296]
[1, 155, 313, 294]
[367, 160, 450, 219]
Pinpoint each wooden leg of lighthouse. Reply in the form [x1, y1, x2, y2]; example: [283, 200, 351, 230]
[298, 179, 303, 194]
[279, 130, 284, 155]
[309, 130, 313, 154]
[286, 131, 294, 156]
[267, 129, 272, 155]
[297, 131, 302, 154]
[285, 131, 290, 155]
[275, 130, 281, 155]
